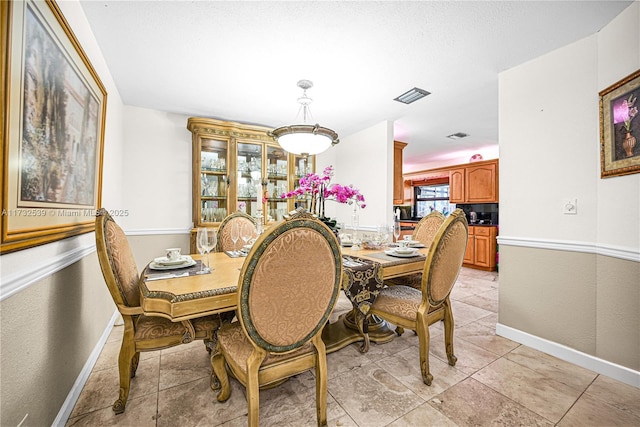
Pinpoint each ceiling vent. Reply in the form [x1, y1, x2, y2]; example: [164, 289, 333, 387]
[447, 132, 469, 140]
[393, 87, 431, 104]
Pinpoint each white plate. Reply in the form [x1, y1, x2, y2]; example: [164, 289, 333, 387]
[384, 249, 421, 258]
[153, 255, 193, 266]
[149, 257, 196, 270]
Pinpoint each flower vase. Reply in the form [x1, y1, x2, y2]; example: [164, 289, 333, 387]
[351, 206, 361, 250]
[623, 132, 636, 157]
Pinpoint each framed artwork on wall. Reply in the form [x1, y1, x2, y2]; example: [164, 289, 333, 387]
[1, 0, 107, 253]
[599, 69, 640, 178]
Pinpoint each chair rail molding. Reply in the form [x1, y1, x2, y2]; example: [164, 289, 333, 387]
[0, 242, 96, 302]
[124, 227, 191, 236]
[0, 227, 191, 301]
[497, 236, 639, 263]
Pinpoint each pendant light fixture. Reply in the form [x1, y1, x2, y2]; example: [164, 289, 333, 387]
[269, 80, 339, 157]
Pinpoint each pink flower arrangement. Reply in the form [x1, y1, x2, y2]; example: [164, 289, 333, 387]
[279, 166, 366, 217]
[613, 94, 638, 132]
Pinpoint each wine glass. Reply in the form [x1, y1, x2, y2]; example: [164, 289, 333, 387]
[202, 228, 217, 271]
[230, 220, 240, 256]
[240, 222, 254, 253]
[196, 227, 208, 274]
[393, 221, 401, 244]
[377, 224, 388, 247]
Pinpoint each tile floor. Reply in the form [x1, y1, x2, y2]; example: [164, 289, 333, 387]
[66, 268, 640, 426]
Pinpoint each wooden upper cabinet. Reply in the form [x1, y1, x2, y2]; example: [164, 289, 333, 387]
[393, 141, 408, 204]
[448, 159, 498, 204]
[449, 167, 465, 203]
[466, 161, 498, 202]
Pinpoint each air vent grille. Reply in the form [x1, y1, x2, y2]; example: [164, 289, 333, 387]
[393, 87, 431, 104]
[447, 132, 469, 140]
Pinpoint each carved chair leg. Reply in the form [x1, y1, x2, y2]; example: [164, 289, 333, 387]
[415, 313, 433, 386]
[210, 347, 230, 400]
[314, 337, 329, 427]
[113, 340, 136, 414]
[246, 349, 267, 427]
[130, 352, 140, 378]
[443, 300, 457, 366]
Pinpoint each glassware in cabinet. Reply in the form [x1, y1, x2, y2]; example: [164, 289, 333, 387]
[289, 155, 315, 211]
[236, 142, 263, 217]
[200, 138, 228, 224]
[266, 146, 289, 221]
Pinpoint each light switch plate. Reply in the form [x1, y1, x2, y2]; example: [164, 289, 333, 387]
[563, 198, 577, 214]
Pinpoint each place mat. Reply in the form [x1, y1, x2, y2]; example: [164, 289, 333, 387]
[365, 251, 425, 266]
[144, 260, 210, 278]
[341, 256, 383, 316]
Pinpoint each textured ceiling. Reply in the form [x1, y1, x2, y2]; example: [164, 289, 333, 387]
[79, 0, 631, 168]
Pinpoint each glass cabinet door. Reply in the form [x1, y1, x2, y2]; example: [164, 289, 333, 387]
[200, 138, 228, 224]
[266, 146, 288, 222]
[236, 142, 262, 217]
[290, 155, 314, 211]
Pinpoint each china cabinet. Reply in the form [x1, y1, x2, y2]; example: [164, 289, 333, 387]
[187, 117, 314, 250]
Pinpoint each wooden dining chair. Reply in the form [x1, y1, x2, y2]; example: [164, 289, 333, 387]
[386, 210, 445, 290]
[367, 208, 468, 386]
[211, 210, 343, 427]
[215, 211, 256, 253]
[95, 209, 226, 414]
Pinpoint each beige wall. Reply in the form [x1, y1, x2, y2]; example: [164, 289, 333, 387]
[595, 255, 640, 370]
[500, 247, 639, 371]
[0, 255, 113, 426]
[498, 2, 640, 377]
[499, 247, 597, 354]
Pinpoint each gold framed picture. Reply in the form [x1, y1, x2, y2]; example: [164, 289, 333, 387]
[599, 69, 640, 178]
[1, 0, 107, 253]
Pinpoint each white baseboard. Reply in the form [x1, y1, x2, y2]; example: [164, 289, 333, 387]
[52, 309, 120, 426]
[496, 323, 640, 389]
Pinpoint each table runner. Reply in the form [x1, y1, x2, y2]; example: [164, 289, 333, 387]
[342, 256, 383, 316]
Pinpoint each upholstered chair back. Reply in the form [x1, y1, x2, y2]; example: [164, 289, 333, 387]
[422, 209, 468, 306]
[237, 215, 342, 353]
[96, 208, 140, 307]
[216, 211, 256, 253]
[413, 210, 445, 249]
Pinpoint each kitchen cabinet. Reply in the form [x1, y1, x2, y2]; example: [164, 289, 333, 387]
[187, 117, 314, 250]
[394, 141, 408, 204]
[449, 159, 498, 203]
[399, 221, 415, 240]
[464, 226, 497, 271]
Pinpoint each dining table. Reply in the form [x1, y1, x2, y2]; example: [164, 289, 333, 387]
[139, 244, 430, 353]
